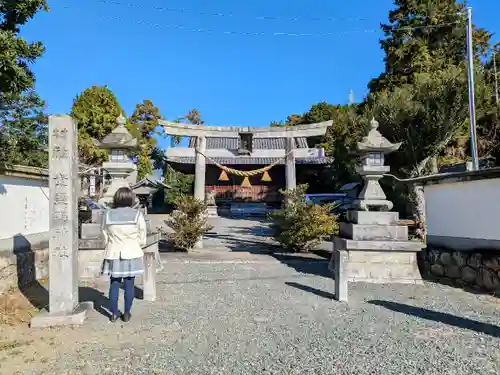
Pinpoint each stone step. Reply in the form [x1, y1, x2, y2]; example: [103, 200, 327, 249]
[339, 223, 408, 241]
[346, 211, 399, 225]
[333, 237, 425, 252]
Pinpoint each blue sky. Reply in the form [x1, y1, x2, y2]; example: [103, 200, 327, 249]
[22, 0, 500, 150]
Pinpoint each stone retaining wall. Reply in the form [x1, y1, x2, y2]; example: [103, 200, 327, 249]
[0, 248, 49, 294]
[421, 247, 500, 292]
[0, 248, 106, 294]
[0, 233, 161, 295]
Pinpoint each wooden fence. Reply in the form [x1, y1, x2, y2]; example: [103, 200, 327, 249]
[205, 185, 281, 202]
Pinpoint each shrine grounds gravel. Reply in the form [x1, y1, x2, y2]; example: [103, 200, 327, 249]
[2, 252, 500, 375]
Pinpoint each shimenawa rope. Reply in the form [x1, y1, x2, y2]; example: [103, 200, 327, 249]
[195, 150, 293, 177]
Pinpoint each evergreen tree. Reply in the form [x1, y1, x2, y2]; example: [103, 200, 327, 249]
[163, 165, 194, 205]
[136, 146, 153, 180]
[0, 0, 49, 97]
[369, 0, 490, 93]
[71, 86, 124, 165]
[185, 108, 204, 125]
[129, 99, 164, 178]
[0, 1, 49, 167]
[130, 99, 162, 141]
[0, 90, 48, 167]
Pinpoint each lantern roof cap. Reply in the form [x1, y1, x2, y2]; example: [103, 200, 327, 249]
[98, 114, 138, 149]
[357, 118, 401, 153]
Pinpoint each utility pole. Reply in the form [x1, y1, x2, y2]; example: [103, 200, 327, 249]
[466, 7, 479, 170]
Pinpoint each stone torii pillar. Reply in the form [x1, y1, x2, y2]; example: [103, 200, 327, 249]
[194, 136, 207, 202]
[285, 137, 296, 191]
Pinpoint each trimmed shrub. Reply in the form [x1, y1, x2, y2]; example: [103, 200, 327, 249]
[166, 195, 212, 250]
[270, 184, 339, 252]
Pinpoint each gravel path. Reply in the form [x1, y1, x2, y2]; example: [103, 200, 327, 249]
[1, 218, 500, 374]
[2, 253, 500, 375]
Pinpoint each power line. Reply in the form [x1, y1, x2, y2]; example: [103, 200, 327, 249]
[60, 6, 459, 38]
[90, 0, 369, 23]
[88, 0, 465, 24]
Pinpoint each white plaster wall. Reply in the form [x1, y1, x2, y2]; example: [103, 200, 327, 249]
[0, 175, 49, 240]
[424, 178, 500, 240]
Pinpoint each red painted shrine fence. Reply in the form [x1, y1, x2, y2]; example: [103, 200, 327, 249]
[205, 185, 280, 202]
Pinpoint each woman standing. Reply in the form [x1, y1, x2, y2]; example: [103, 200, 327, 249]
[101, 187, 147, 322]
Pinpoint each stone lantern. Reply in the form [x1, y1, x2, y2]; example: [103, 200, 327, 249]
[330, 117, 424, 302]
[97, 114, 138, 207]
[352, 118, 401, 212]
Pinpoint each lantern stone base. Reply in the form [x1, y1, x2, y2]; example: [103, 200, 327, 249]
[330, 211, 425, 302]
[329, 247, 424, 284]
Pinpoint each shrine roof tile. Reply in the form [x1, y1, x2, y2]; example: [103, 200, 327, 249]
[165, 156, 332, 165]
[187, 137, 309, 149]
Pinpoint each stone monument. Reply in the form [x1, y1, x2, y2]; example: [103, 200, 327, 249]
[330, 118, 425, 302]
[31, 115, 93, 328]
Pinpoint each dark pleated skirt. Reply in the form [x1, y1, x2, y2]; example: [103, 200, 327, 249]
[101, 257, 144, 278]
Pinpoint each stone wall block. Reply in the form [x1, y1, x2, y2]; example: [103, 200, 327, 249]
[439, 252, 452, 266]
[444, 265, 461, 279]
[461, 266, 478, 283]
[451, 252, 467, 267]
[428, 249, 442, 264]
[467, 253, 482, 269]
[483, 257, 500, 272]
[422, 261, 431, 277]
[476, 269, 485, 288]
[431, 264, 444, 276]
[481, 268, 500, 291]
[425, 247, 500, 292]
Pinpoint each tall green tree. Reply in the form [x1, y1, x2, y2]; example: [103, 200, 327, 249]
[369, 0, 490, 93]
[0, 0, 49, 97]
[136, 146, 153, 180]
[0, 90, 48, 167]
[476, 46, 500, 161]
[0, 1, 49, 167]
[129, 99, 162, 141]
[129, 99, 164, 179]
[362, 0, 495, 234]
[71, 85, 124, 165]
[365, 0, 494, 177]
[184, 108, 204, 125]
[163, 165, 194, 205]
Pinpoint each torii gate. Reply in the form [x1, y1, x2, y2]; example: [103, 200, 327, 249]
[158, 120, 332, 202]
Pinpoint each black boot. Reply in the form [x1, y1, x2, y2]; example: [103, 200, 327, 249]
[110, 314, 119, 323]
[122, 312, 132, 322]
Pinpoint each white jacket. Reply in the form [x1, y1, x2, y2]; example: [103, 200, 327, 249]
[102, 207, 148, 260]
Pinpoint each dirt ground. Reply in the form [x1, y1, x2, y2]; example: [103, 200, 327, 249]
[0, 279, 110, 375]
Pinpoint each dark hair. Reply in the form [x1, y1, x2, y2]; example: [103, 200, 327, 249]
[112, 187, 136, 208]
